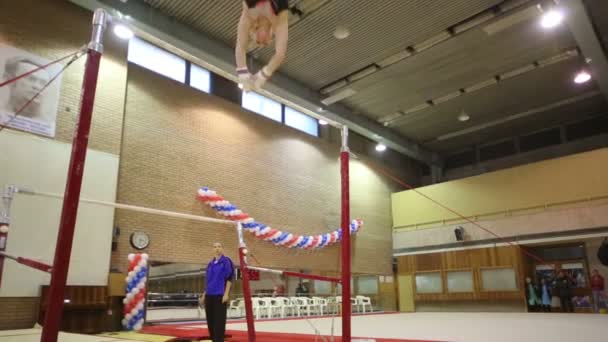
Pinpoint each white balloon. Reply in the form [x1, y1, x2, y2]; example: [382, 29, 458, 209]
[121, 318, 128, 326]
[123, 298, 129, 304]
[142, 253, 149, 260]
[126, 313, 133, 320]
[128, 254, 135, 261]
[137, 281, 145, 289]
[133, 288, 140, 295]
[136, 302, 144, 311]
[134, 265, 142, 273]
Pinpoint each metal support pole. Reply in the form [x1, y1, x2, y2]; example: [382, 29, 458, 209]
[41, 8, 108, 342]
[340, 125, 351, 342]
[236, 222, 256, 342]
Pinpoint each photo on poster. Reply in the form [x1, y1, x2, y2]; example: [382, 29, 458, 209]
[0, 44, 62, 137]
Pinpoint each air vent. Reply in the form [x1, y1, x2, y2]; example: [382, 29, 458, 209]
[453, 12, 496, 34]
[499, 64, 536, 80]
[538, 50, 579, 67]
[347, 65, 379, 82]
[433, 90, 462, 105]
[320, 79, 348, 95]
[483, 5, 540, 35]
[321, 88, 356, 105]
[377, 50, 412, 68]
[413, 31, 452, 52]
[464, 78, 498, 93]
[378, 111, 405, 124]
[403, 103, 431, 114]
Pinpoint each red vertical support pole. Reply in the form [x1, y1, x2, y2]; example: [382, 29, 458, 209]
[236, 223, 256, 342]
[41, 9, 108, 342]
[340, 126, 351, 342]
[0, 185, 15, 287]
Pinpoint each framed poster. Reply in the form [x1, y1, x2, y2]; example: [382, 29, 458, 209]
[0, 44, 62, 137]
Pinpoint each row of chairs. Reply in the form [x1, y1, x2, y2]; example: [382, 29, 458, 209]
[228, 296, 373, 319]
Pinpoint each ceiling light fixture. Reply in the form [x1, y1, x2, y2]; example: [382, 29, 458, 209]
[540, 10, 564, 29]
[458, 111, 470, 122]
[113, 24, 134, 40]
[375, 143, 387, 152]
[318, 119, 328, 125]
[574, 71, 591, 84]
[334, 26, 350, 40]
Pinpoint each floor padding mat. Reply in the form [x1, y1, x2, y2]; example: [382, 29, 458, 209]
[141, 325, 437, 342]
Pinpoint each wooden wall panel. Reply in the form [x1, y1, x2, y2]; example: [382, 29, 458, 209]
[416, 253, 442, 271]
[396, 246, 525, 303]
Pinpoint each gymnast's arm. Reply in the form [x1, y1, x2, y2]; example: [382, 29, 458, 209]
[235, 2, 251, 71]
[264, 10, 288, 75]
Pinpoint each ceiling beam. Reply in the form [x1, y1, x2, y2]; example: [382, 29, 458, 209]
[68, 0, 441, 166]
[561, 0, 608, 101]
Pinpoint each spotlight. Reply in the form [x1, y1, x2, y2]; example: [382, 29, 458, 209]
[238, 83, 244, 90]
[574, 71, 591, 84]
[334, 26, 350, 40]
[458, 111, 470, 122]
[113, 24, 134, 40]
[375, 143, 387, 152]
[318, 119, 328, 126]
[540, 10, 564, 29]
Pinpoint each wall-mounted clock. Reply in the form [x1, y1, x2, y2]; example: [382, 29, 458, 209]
[130, 231, 150, 250]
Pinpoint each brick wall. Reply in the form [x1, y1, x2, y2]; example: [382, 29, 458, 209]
[0, 297, 39, 330]
[111, 65, 420, 276]
[0, 0, 127, 330]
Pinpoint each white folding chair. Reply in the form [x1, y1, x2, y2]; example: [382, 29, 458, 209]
[276, 297, 294, 318]
[312, 296, 328, 316]
[356, 295, 372, 313]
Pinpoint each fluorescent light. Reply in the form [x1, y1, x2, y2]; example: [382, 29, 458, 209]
[574, 71, 591, 84]
[318, 119, 328, 125]
[113, 24, 134, 40]
[375, 144, 387, 152]
[540, 10, 564, 29]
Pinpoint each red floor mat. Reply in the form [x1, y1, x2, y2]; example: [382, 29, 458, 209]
[142, 325, 439, 342]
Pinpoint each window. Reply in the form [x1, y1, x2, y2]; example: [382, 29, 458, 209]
[415, 272, 442, 294]
[314, 281, 332, 295]
[284, 107, 319, 137]
[357, 276, 379, 294]
[447, 271, 474, 293]
[241, 92, 282, 122]
[481, 268, 517, 291]
[128, 37, 186, 83]
[189, 63, 211, 93]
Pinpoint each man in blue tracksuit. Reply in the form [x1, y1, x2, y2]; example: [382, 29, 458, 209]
[201, 242, 234, 342]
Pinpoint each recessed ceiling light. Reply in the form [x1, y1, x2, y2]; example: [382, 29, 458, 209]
[574, 71, 591, 84]
[238, 83, 244, 90]
[317, 107, 326, 112]
[318, 119, 328, 125]
[375, 143, 387, 152]
[458, 111, 470, 122]
[334, 26, 350, 40]
[113, 24, 134, 40]
[540, 10, 564, 29]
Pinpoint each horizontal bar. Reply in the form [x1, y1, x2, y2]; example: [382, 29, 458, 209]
[247, 266, 341, 283]
[0, 251, 52, 273]
[15, 188, 235, 225]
